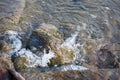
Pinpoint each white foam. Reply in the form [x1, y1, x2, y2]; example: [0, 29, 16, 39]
[105, 7, 110, 10]
[90, 14, 97, 18]
[4, 30, 18, 36]
[61, 25, 81, 49]
[4, 30, 22, 55]
[17, 48, 55, 67]
[60, 64, 88, 71]
[41, 49, 55, 67]
[62, 31, 79, 49]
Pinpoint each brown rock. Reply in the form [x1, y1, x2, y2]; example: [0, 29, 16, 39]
[97, 49, 119, 69]
[27, 24, 75, 66]
[0, 54, 25, 80]
[0, 40, 10, 53]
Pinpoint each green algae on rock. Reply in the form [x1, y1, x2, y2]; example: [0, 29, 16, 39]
[13, 56, 27, 71]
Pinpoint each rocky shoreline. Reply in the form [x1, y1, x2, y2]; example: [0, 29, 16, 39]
[0, 0, 120, 80]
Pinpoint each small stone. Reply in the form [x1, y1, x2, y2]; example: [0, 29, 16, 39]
[97, 49, 119, 68]
[12, 56, 27, 71]
[0, 40, 10, 53]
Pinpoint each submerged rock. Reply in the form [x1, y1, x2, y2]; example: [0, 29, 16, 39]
[25, 23, 76, 67]
[27, 23, 62, 53]
[97, 49, 119, 69]
[20, 69, 104, 80]
[19, 67, 120, 80]
[12, 56, 27, 71]
[27, 31, 50, 53]
[0, 40, 10, 53]
[0, 0, 26, 32]
[0, 54, 25, 80]
[0, 55, 14, 69]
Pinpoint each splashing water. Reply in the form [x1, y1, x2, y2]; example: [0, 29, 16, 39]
[61, 25, 81, 50]
[3, 30, 55, 67]
[41, 49, 55, 67]
[63, 31, 79, 49]
[21, 25, 82, 68]
[4, 30, 22, 56]
[58, 64, 88, 71]
[3, 27, 89, 71]
[17, 48, 55, 67]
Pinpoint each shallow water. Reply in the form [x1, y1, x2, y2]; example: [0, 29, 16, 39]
[0, 0, 120, 79]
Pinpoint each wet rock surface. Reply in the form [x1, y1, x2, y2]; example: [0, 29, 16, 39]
[27, 23, 62, 53]
[18, 23, 75, 67]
